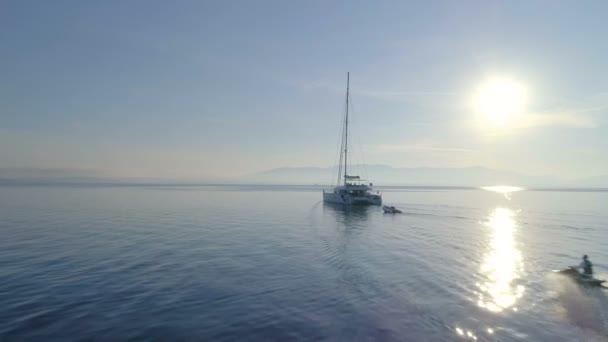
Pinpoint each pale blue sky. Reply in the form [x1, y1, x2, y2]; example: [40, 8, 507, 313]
[1, 1, 607, 181]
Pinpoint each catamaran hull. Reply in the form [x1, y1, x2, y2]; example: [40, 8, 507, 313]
[323, 192, 382, 205]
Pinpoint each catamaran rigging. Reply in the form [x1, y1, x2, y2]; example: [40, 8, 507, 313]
[322, 73, 382, 205]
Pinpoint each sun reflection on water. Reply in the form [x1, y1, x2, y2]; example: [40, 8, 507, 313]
[481, 185, 524, 193]
[482, 185, 524, 200]
[476, 207, 524, 313]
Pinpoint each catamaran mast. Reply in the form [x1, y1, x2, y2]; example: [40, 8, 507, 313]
[344, 72, 349, 186]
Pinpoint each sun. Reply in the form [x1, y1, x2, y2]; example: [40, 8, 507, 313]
[473, 77, 527, 128]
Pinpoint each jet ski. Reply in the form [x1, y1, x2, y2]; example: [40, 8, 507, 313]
[556, 267, 606, 287]
[382, 205, 402, 214]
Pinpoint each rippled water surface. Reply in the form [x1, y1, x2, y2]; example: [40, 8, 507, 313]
[1, 185, 608, 341]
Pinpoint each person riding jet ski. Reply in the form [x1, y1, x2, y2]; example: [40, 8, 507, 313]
[577, 254, 593, 278]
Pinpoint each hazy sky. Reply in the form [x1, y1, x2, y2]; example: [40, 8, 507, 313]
[2, 1, 607, 180]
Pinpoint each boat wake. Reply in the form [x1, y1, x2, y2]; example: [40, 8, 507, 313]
[548, 273, 608, 339]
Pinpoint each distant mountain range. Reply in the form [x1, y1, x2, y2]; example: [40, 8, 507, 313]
[1, 166, 607, 188]
[0, 168, 109, 185]
[244, 165, 608, 187]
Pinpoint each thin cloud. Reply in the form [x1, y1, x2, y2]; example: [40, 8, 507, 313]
[518, 103, 606, 129]
[355, 89, 458, 102]
[518, 93, 608, 129]
[299, 80, 342, 93]
[293, 77, 458, 99]
[519, 112, 597, 129]
[358, 90, 457, 96]
[374, 144, 475, 153]
[574, 103, 608, 114]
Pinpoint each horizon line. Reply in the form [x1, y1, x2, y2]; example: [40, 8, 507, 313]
[1, 181, 608, 192]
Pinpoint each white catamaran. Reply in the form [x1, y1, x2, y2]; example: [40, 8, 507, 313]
[323, 73, 382, 205]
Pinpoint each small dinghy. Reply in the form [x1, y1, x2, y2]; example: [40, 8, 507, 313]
[382, 205, 402, 214]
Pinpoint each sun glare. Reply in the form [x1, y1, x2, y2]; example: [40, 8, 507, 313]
[473, 78, 527, 128]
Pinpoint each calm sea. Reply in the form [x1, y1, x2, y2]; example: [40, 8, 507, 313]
[1, 185, 607, 341]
